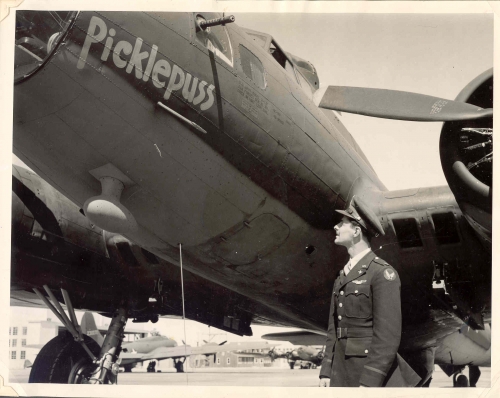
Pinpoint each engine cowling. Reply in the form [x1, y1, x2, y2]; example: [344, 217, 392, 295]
[439, 69, 493, 246]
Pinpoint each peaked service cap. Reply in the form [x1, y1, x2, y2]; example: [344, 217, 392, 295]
[336, 195, 385, 237]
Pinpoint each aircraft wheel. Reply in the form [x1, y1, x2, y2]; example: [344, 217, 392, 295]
[123, 366, 132, 373]
[454, 374, 469, 387]
[29, 332, 101, 384]
[289, 362, 295, 370]
[68, 357, 98, 384]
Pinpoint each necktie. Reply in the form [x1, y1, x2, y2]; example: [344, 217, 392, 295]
[344, 260, 351, 275]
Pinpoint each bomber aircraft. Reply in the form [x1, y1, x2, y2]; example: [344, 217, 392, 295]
[266, 345, 324, 370]
[9, 10, 492, 387]
[78, 311, 273, 373]
[263, 330, 326, 369]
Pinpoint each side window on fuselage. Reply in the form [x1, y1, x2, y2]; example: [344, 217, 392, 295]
[239, 44, 266, 89]
[195, 14, 233, 67]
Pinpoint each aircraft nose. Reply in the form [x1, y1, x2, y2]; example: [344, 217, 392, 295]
[14, 11, 76, 82]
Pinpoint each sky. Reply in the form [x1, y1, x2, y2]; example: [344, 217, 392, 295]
[234, 12, 493, 190]
[5, 8, 494, 348]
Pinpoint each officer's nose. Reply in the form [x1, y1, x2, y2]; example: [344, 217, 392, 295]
[334, 224, 339, 232]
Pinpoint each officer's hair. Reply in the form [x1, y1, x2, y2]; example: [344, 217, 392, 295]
[352, 221, 372, 242]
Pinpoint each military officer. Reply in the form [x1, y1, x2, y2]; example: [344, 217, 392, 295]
[319, 196, 417, 387]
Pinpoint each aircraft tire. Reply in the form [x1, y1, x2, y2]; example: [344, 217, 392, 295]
[67, 356, 98, 384]
[29, 332, 101, 384]
[454, 374, 469, 387]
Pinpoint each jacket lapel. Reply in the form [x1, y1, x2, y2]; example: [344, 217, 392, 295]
[334, 271, 345, 295]
[340, 250, 376, 289]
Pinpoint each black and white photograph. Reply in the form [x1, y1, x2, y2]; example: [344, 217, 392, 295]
[1, 1, 496, 396]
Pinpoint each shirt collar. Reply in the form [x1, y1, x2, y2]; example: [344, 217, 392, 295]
[344, 247, 371, 275]
[350, 247, 372, 269]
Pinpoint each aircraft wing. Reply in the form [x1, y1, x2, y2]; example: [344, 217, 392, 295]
[119, 352, 146, 361]
[262, 330, 327, 346]
[125, 341, 275, 363]
[190, 341, 276, 356]
[138, 346, 193, 361]
[118, 351, 148, 366]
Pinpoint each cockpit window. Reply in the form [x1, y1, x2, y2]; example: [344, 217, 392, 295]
[195, 14, 233, 67]
[239, 45, 266, 89]
[269, 40, 297, 82]
[15, 11, 75, 82]
[243, 31, 269, 49]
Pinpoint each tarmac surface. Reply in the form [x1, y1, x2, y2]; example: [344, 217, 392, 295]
[6, 366, 491, 388]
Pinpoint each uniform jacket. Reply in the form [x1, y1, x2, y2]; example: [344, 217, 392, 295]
[319, 250, 414, 387]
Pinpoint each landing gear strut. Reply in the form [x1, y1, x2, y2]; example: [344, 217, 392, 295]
[174, 358, 186, 373]
[93, 307, 128, 384]
[31, 285, 128, 384]
[147, 361, 156, 373]
[469, 365, 481, 387]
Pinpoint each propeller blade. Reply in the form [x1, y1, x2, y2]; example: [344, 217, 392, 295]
[314, 86, 493, 122]
[268, 347, 277, 361]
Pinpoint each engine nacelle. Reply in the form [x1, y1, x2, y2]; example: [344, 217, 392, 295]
[439, 69, 492, 246]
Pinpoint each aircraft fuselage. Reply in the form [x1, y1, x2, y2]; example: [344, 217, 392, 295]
[13, 11, 491, 356]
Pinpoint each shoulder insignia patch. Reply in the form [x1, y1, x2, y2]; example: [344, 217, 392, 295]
[384, 269, 397, 281]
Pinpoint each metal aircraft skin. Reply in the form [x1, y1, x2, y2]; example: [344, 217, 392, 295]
[11, 11, 492, 384]
[12, 165, 295, 331]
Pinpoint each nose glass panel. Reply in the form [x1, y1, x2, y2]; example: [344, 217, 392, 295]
[15, 11, 76, 82]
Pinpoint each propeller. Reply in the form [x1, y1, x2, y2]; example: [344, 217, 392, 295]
[316, 346, 325, 361]
[267, 347, 279, 362]
[313, 86, 493, 122]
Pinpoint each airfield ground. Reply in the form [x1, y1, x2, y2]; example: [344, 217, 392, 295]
[7, 366, 490, 388]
